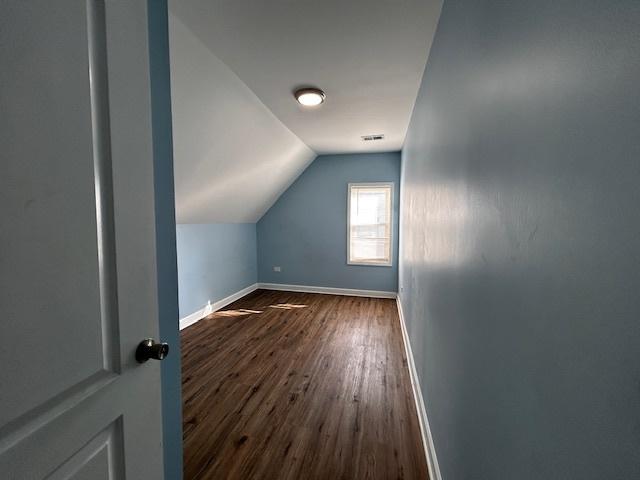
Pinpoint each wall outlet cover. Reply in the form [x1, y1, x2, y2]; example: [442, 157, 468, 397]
[273, 266, 281, 272]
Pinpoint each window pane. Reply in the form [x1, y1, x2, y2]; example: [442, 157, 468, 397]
[348, 184, 392, 265]
[350, 238, 390, 262]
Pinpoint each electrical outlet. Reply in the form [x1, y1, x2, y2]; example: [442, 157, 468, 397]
[273, 266, 281, 272]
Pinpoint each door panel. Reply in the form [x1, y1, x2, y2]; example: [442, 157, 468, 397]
[0, 1, 165, 478]
[42, 419, 123, 480]
[0, 0, 108, 427]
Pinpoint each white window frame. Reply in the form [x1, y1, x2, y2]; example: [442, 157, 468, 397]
[347, 182, 394, 267]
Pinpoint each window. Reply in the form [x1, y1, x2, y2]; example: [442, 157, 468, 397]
[348, 183, 393, 266]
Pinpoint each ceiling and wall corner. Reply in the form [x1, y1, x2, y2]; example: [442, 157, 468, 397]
[168, 0, 442, 224]
[169, 12, 316, 224]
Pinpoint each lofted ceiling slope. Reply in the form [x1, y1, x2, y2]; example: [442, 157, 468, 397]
[169, 13, 316, 223]
[169, 1, 442, 223]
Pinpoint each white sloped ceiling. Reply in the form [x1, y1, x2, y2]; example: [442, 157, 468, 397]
[169, 0, 442, 223]
[170, 0, 442, 155]
[169, 13, 316, 224]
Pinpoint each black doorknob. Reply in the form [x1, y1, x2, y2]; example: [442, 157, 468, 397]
[136, 338, 169, 363]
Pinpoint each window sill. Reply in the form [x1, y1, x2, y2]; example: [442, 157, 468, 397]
[347, 261, 393, 267]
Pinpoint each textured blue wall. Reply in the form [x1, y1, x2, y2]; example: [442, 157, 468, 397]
[176, 223, 257, 318]
[147, 1, 182, 478]
[258, 152, 400, 292]
[400, 1, 640, 479]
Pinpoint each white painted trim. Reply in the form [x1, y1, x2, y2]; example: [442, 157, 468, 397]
[258, 283, 397, 299]
[396, 296, 442, 480]
[347, 182, 394, 267]
[179, 283, 259, 330]
[179, 304, 211, 331]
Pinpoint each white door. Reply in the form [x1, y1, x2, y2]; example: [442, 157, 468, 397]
[1, 1, 167, 478]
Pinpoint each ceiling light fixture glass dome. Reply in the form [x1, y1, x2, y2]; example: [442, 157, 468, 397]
[294, 87, 326, 106]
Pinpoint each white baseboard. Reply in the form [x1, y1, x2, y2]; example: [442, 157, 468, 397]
[258, 282, 397, 299]
[179, 283, 259, 330]
[396, 296, 442, 480]
[179, 282, 395, 330]
[179, 304, 212, 331]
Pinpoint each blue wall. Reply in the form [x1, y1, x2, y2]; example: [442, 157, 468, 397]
[258, 152, 400, 292]
[147, 2, 182, 478]
[176, 223, 257, 318]
[400, 1, 640, 479]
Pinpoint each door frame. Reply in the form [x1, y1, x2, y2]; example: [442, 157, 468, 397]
[147, 1, 182, 478]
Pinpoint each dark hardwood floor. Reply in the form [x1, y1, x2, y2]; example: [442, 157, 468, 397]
[181, 289, 428, 480]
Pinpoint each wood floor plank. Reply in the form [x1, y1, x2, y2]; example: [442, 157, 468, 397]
[181, 290, 428, 480]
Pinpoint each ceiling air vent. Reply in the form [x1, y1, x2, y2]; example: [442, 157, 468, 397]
[361, 134, 385, 142]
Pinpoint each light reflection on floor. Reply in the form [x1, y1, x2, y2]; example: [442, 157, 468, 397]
[268, 303, 308, 310]
[211, 308, 263, 317]
[210, 304, 308, 318]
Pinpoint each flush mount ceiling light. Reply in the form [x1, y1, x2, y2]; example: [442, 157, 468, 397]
[294, 87, 325, 107]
